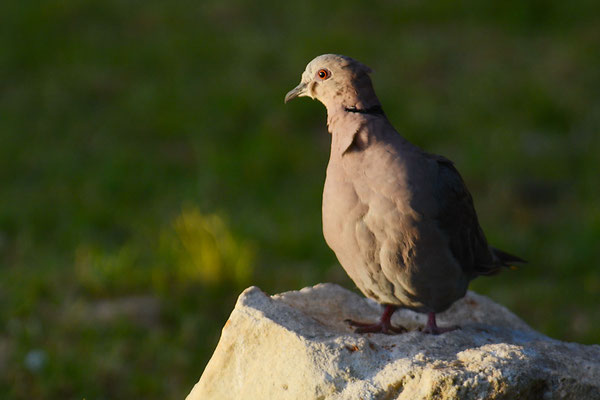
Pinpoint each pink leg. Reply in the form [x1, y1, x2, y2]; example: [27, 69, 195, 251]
[422, 312, 459, 334]
[345, 305, 406, 334]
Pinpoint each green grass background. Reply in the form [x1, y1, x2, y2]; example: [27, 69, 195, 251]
[1, 0, 599, 398]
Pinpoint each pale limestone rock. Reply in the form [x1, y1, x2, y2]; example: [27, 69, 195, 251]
[188, 283, 600, 400]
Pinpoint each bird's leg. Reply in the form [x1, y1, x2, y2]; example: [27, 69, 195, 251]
[421, 312, 459, 335]
[345, 305, 406, 334]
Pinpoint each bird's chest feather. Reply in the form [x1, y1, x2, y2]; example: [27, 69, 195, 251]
[322, 144, 415, 261]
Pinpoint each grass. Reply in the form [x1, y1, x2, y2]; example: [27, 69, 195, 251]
[1, 0, 599, 398]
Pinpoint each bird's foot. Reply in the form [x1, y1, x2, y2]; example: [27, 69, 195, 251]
[345, 305, 406, 334]
[420, 312, 460, 335]
[345, 319, 407, 334]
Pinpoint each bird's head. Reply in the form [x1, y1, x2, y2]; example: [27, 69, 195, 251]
[284, 54, 379, 112]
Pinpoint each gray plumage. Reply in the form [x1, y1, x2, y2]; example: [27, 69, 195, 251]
[285, 54, 524, 333]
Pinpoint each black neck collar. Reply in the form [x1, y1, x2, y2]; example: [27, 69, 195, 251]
[344, 105, 385, 116]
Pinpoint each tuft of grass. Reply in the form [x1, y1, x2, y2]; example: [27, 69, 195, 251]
[74, 208, 255, 296]
[163, 208, 255, 288]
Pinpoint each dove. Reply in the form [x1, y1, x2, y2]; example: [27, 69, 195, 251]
[285, 54, 524, 334]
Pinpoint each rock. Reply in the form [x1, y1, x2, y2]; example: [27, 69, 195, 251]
[187, 283, 600, 400]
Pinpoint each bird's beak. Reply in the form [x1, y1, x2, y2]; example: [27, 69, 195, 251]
[284, 82, 307, 103]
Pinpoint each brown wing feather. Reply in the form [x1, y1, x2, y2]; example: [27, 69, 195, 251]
[431, 156, 500, 278]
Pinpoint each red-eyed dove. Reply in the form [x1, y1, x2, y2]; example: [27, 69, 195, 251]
[285, 54, 524, 334]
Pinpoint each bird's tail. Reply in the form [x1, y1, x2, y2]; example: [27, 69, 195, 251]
[490, 246, 527, 268]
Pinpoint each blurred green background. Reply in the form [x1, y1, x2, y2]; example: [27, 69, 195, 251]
[1, 0, 599, 398]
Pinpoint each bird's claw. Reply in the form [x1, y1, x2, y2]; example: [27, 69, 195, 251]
[345, 319, 407, 335]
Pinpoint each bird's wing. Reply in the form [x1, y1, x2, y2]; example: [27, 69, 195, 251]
[429, 155, 499, 277]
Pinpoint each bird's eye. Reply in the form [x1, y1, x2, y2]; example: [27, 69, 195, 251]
[317, 69, 330, 80]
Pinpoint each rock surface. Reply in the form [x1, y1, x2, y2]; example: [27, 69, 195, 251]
[187, 283, 600, 400]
